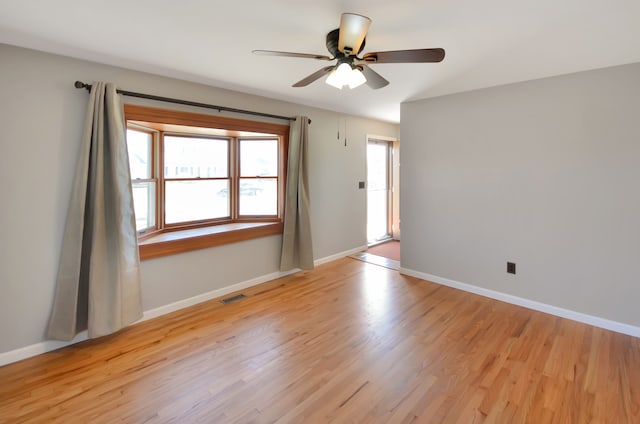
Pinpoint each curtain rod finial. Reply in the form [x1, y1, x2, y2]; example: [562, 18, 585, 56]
[74, 81, 91, 90]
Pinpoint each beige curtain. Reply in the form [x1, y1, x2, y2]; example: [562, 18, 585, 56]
[47, 82, 143, 341]
[280, 116, 314, 271]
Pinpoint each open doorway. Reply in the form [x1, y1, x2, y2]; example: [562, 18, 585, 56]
[366, 135, 400, 259]
[352, 137, 400, 269]
[367, 139, 392, 244]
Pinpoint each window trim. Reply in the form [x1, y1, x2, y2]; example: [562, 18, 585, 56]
[124, 104, 290, 260]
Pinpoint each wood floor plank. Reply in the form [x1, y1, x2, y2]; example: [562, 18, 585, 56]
[1, 258, 639, 423]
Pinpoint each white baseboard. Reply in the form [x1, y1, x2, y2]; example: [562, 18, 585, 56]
[400, 268, 640, 338]
[0, 247, 364, 367]
[314, 245, 367, 266]
[142, 268, 300, 321]
[0, 331, 90, 367]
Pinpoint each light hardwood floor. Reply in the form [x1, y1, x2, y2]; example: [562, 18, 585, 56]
[1, 258, 639, 423]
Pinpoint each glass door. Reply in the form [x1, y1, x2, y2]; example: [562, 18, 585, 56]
[367, 140, 392, 244]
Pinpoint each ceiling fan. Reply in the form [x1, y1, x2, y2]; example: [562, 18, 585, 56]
[253, 13, 445, 90]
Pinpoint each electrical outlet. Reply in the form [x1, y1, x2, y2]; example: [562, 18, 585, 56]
[507, 262, 516, 274]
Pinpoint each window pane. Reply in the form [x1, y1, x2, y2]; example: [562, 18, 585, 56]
[239, 178, 277, 216]
[165, 180, 229, 223]
[164, 136, 228, 178]
[240, 139, 278, 176]
[126, 129, 152, 179]
[132, 181, 155, 231]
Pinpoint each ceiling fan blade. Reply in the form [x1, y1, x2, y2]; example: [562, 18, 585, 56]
[362, 48, 445, 63]
[338, 13, 371, 55]
[359, 65, 389, 89]
[292, 66, 335, 87]
[252, 50, 333, 61]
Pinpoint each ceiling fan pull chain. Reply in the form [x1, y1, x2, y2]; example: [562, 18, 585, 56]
[345, 117, 348, 147]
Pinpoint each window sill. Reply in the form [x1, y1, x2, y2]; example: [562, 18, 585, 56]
[138, 221, 283, 260]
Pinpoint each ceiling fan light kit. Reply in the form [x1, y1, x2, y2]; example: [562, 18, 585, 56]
[253, 13, 445, 90]
[325, 62, 366, 89]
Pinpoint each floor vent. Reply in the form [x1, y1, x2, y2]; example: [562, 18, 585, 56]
[220, 294, 247, 304]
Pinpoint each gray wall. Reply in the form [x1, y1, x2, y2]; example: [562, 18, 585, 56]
[401, 63, 640, 327]
[0, 44, 398, 354]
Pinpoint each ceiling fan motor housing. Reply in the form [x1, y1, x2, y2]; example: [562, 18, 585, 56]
[326, 29, 365, 57]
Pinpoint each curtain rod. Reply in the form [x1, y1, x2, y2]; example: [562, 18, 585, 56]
[74, 81, 310, 124]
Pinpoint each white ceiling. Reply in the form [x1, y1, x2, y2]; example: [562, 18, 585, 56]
[1, 0, 639, 123]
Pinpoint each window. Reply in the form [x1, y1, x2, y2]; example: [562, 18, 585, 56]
[127, 128, 156, 232]
[124, 105, 289, 259]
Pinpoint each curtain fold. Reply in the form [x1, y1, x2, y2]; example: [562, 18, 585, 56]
[47, 82, 143, 341]
[280, 116, 314, 271]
